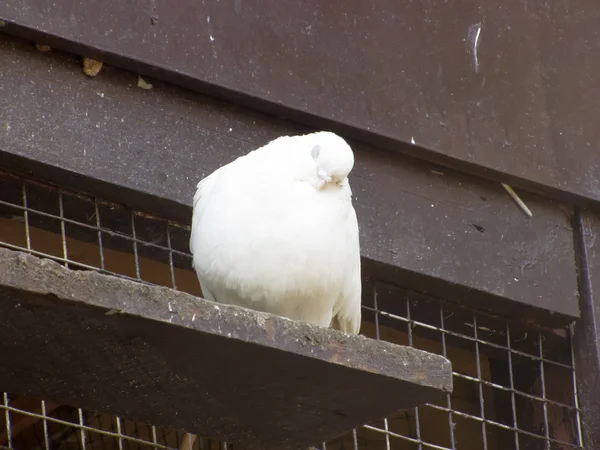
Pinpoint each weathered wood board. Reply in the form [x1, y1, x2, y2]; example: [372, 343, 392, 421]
[0, 248, 452, 449]
[0, 0, 599, 203]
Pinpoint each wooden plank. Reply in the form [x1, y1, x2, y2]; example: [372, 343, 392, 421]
[0, 247, 452, 449]
[0, 35, 580, 322]
[0, 0, 599, 204]
[572, 209, 600, 449]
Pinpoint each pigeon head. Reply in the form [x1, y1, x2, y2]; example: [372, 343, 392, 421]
[306, 131, 355, 190]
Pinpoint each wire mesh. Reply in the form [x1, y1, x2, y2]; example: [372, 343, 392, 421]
[0, 168, 584, 450]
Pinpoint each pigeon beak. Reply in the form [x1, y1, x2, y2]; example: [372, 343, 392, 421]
[317, 170, 332, 189]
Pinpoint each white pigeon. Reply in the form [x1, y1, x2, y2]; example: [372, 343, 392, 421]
[189, 131, 361, 334]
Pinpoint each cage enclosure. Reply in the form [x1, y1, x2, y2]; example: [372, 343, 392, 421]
[0, 169, 582, 450]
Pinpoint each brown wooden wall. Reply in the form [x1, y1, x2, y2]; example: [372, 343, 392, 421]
[0, 35, 579, 326]
[1, 0, 599, 205]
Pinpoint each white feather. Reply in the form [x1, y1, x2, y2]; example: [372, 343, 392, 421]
[189, 131, 361, 334]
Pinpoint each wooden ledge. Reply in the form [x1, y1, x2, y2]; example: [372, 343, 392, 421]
[0, 248, 452, 449]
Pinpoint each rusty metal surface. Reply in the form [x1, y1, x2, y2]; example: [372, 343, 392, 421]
[0, 0, 599, 205]
[0, 35, 581, 322]
[0, 248, 452, 449]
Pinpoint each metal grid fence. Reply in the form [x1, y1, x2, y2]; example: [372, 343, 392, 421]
[0, 168, 584, 450]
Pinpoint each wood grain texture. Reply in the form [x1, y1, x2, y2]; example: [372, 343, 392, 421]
[0, 248, 452, 449]
[0, 0, 599, 204]
[0, 35, 579, 322]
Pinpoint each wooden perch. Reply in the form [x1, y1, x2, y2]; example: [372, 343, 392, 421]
[0, 248, 452, 449]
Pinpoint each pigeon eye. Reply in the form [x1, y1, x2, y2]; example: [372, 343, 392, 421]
[311, 145, 321, 161]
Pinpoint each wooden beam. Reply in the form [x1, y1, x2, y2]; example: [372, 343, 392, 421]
[0, 0, 598, 205]
[0, 35, 580, 323]
[572, 208, 600, 448]
[0, 247, 452, 449]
